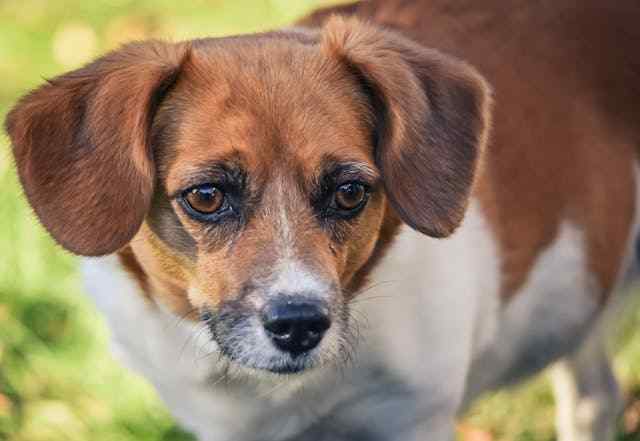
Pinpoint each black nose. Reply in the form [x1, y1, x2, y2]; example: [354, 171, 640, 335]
[261, 298, 331, 356]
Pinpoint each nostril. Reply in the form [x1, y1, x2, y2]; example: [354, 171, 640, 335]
[264, 319, 292, 338]
[261, 297, 332, 356]
[307, 316, 331, 335]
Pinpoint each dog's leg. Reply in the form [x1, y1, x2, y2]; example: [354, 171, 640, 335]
[550, 330, 621, 441]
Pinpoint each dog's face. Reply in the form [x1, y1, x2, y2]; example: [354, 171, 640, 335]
[140, 40, 389, 372]
[6, 18, 490, 375]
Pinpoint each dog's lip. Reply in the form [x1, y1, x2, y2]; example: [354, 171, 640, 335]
[230, 349, 318, 375]
[264, 362, 310, 375]
[200, 310, 213, 322]
[215, 339, 319, 375]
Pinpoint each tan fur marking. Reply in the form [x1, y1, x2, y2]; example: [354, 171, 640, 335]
[129, 223, 196, 316]
[117, 246, 152, 301]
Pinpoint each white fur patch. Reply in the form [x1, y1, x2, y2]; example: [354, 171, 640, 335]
[353, 200, 501, 411]
[266, 258, 330, 298]
[463, 221, 601, 402]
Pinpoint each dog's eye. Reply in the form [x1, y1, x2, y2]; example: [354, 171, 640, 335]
[334, 182, 368, 212]
[183, 184, 225, 215]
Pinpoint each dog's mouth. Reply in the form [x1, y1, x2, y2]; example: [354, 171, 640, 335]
[201, 302, 353, 375]
[220, 346, 320, 375]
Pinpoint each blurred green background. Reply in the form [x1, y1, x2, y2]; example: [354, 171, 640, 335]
[2, 1, 640, 440]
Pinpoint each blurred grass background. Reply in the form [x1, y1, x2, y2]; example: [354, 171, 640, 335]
[1, 1, 640, 440]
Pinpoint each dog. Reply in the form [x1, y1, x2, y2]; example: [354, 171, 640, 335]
[5, 1, 640, 440]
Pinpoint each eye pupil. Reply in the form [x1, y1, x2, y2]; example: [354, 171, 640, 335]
[335, 183, 366, 210]
[185, 185, 224, 215]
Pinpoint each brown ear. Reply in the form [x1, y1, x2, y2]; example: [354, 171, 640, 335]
[5, 41, 190, 256]
[322, 17, 492, 237]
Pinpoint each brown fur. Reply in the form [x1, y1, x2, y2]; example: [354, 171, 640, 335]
[321, 16, 492, 238]
[5, 41, 191, 256]
[7, 0, 638, 314]
[317, 0, 640, 300]
[5, 17, 489, 316]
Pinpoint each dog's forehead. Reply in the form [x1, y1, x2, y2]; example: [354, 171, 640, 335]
[159, 36, 375, 190]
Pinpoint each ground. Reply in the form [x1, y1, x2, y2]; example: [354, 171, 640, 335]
[1, 1, 640, 440]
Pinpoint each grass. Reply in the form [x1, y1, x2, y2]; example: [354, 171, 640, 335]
[1, 1, 640, 440]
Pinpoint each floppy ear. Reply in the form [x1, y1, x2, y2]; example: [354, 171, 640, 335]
[321, 17, 492, 237]
[5, 41, 190, 256]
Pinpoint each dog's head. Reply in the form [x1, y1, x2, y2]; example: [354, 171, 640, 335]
[6, 17, 490, 375]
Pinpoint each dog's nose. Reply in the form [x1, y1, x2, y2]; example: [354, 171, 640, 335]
[261, 298, 331, 356]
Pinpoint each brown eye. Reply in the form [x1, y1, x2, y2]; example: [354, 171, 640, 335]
[184, 185, 224, 215]
[334, 182, 367, 211]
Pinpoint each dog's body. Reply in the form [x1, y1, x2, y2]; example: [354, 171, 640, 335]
[82, 202, 639, 441]
[6, 1, 640, 440]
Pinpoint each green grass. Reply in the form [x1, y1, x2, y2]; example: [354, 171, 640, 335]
[1, 1, 640, 440]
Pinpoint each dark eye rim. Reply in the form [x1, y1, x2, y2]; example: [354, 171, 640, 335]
[327, 181, 370, 219]
[178, 183, 234, 222]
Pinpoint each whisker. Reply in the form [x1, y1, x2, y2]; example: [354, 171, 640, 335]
[193, 326, 216, 363]
[256, 377, 289, 400]
[172, 307, 201, 358]
[209, 361, 232, 387]
[170, 307, 199, 330]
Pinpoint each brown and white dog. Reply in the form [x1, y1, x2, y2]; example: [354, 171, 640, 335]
[6, 1, 640, 440]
